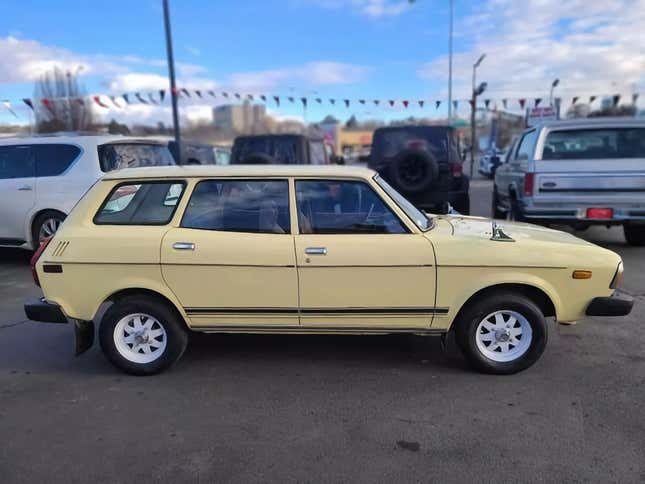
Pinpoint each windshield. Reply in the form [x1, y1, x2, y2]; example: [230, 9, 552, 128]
[99, 143, 175, 172]
[374, 175, 431, 230]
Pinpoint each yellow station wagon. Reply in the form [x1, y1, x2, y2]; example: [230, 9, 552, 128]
[25, 165, 632, 375]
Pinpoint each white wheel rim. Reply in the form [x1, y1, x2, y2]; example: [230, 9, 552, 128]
[39, 217, 61, 241]
[475, 310, 532, 363]
[113, 313, 167, 364]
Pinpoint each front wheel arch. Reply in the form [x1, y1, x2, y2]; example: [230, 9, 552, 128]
[451, 283, 557, 330]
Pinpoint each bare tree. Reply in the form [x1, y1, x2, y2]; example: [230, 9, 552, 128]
[34, 66, 93, 133]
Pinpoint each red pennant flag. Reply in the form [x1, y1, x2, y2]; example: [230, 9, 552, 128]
[402, 100, 409, 108]
[93, 95, 109, 108]
[418, 100, 424, 108]
[572, 97, 579, 105]
[42, 98, 55, 113]
[388, 100, 395, 107]
[518, 99, 526, 109]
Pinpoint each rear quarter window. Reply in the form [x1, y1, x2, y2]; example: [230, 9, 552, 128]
[94, 181, 185, 225]
[33, 144, 82, 177]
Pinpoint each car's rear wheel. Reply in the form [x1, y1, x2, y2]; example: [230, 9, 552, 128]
[99, 296, 188, 375]
[32, 211, 66, 248]
[623, 223, 645, 246]
[454, 292, 547, 374]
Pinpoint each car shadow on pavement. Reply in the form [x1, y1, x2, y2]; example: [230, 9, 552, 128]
[179, 332, 469, 374]
[0, 248, 32, 264]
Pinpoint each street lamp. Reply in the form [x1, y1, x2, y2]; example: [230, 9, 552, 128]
[549, 78, 560, 106]
[470, 54, 487, 176]
[163, 0, 181, 162]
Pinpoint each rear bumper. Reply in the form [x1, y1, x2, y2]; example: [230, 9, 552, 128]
[586, 293, 634, 317]
[521, 201, 645, 224]
[24, 298, 68, 324]
[24, 299, 95, 355]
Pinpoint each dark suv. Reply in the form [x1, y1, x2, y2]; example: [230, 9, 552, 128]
[231, 134, 336, 165]
[369, 126, 469, 214]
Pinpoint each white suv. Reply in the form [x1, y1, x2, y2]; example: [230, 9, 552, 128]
[0, 134, 175, 249]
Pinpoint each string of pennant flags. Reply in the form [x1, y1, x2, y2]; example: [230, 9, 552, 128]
[1, 88, 640, 119]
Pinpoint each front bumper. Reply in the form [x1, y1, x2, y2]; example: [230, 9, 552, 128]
[24, 299, 95, 355]
[586, 293, 634, 317]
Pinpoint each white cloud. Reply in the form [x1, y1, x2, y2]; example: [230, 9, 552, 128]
[226, 61, 368, 91]
[419, 0, 645, 110]
[305, 0, 411, 17]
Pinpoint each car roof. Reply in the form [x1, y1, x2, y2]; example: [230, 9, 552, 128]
[0, 134, 167, 146]
[534, 117, 645, 130]
[102, 164, 377, 180]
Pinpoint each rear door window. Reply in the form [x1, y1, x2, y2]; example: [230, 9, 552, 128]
[98, 143, 175, 172]
[33, 144, 82, 177]
[94, 181, 185, 225]
[181, 179, 290, 234]
[0, 145, 35, 179]
[542, 128, 645, 159]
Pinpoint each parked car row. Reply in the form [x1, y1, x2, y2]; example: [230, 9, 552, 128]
[492, 118, 645, 245]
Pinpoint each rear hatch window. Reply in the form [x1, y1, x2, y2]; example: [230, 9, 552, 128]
[98, 143, 175, 172]
[371, 127, 458, 162]
[543, 128, 645, 160]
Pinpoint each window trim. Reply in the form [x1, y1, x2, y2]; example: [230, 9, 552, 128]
[179, 178, 292, 235]
[93, 179, 187, 226]
[294, 178, 411, 235]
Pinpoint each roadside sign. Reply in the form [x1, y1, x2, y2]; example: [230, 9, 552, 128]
[527, 106, 557, 126]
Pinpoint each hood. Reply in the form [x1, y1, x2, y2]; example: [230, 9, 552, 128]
[437, 215, 596, 247]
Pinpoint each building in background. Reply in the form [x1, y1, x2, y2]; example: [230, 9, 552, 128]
[213, 101, 266, 133]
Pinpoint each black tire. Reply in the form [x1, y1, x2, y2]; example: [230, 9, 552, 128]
[241, 152, 275, 165]
[492, 186, 506, 219]
[389, 149, 439, 194]
[507, 195, 524, 222]
[99, 296, 188, 375]
[624, 224, 645, 246]
[454, 291, 548, 375]
[32, 210, 66, 249]
[452, 193, 470, 215]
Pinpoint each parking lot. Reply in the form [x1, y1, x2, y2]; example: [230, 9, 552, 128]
[1, 177, 644, 483]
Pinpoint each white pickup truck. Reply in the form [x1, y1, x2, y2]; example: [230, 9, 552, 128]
[493, 118, 645, 245]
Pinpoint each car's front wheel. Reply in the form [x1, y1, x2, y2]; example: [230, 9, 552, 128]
[99, 296, 188, 375]
[455, 292, 547, 374]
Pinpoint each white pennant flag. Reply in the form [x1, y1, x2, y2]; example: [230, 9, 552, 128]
[2, 100, 18, 118]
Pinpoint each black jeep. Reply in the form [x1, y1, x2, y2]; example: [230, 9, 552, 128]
[231, 134, 339, 165]
[368, 126, 469, 214]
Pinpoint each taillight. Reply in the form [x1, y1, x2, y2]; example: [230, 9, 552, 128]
[586, 208, 614, 219]
[524, 173, 535, 197]
[30, 237, 53, 287]
[610, 262, 624, 289]
[451, 162, 463, 177]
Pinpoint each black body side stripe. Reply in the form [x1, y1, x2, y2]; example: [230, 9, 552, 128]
[185, 307, 450, 315]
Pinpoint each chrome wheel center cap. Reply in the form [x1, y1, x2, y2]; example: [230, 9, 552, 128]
[134, 332, 148, 345]
[495, 329, 511, 342]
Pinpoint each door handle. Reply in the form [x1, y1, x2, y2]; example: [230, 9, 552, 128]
[18, 186, 32, 191]
[305, 247, 327, 255]
[173, 242, 195, 251]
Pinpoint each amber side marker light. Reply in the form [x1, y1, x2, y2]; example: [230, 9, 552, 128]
[572, 270, 593, 280]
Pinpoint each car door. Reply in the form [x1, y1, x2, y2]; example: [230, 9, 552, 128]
[0, 145, 36, 244]
[161, 178, 299, 328]
[293, 178, 437, 330]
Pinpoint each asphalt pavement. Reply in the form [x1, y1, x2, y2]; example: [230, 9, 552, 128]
[1, 177, 644, 483]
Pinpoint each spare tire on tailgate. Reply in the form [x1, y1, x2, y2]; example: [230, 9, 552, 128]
[241, 152, 275, 164]
[389, 149, 439, 193]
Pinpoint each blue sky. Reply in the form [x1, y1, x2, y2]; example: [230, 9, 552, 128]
[0, 0, 643, 126]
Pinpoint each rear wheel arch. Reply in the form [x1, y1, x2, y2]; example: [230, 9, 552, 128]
[30, 209, 67, 247]
[99, 288, 190, 332]
[451, 283, 557, 330]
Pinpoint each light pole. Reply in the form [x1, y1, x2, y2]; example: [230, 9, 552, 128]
[163, 0, 181, 162]
[470, 54, 486, 176]
[549, 78, 559, 106]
